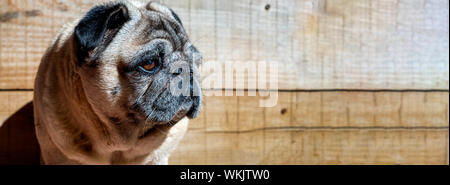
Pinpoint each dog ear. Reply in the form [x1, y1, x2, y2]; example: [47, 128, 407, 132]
[74, 3, 130, 66]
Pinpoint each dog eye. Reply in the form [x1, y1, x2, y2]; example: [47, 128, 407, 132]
[138, 57, 160, 73]
[141, 61, 156, 71]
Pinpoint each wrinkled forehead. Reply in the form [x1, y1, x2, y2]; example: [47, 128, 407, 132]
[146, 2, 182, 23]
[98, 1, 201, 65]
[125, 1, 178, 20]
[124, 1, 183, 29]
[122, 1, 189, 48]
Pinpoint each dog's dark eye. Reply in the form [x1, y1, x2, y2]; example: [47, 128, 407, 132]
[141, 61, 156, 71]
[138, 57, 161, 73]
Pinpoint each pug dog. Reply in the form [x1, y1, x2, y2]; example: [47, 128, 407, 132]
[33, 0, 202, 164]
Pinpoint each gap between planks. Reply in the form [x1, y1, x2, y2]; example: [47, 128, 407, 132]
[0, 89, 449, 92]
[200, 126, 450, 134]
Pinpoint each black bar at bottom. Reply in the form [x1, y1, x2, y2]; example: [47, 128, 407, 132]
[0, 165, 447, 184]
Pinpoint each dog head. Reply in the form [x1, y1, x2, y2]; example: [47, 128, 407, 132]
[73, 1, 202, 139]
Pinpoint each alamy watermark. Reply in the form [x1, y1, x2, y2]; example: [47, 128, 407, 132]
[169, 60, 279, 108]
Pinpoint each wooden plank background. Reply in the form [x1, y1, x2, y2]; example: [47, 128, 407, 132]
[0, 0, 449, 164]
[0, 0, 448, 90]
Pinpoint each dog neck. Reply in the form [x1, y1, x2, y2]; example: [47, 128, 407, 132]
[34, 24, 123, 164]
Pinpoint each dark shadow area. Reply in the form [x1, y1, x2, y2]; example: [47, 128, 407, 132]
[0, 102, 40, 165]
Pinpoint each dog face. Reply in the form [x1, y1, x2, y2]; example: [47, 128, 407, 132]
[73, 1, 201, 139]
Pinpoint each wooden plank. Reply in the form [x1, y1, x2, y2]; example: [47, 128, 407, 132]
[170, 129, 449, 165]
[1, 91, 448, 130]
[0, 0, 448, 90]
[0, 91, 33, 124]
[201, 91, 449, 131]
[0, 0, 105, 89]
[188, 0, 216, 61]
[0, 91, 448, 164]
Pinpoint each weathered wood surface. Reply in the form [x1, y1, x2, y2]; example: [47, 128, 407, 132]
[0, 91, 33, 124]
[171, 129, 448, 165]
[1, 91, 448, 164]
[197, 91, 449, 131]
[0, 0, 449, 90]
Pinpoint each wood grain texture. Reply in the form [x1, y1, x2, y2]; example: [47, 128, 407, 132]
[0, 91, 33, 124]
[199, 91, 449, 131]
[1, 91, 448, 164]
[170, 129, 448, 165]
[0, 0, 448, 90]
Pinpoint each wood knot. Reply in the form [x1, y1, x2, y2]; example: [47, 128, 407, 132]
[281, 108, 287, 115]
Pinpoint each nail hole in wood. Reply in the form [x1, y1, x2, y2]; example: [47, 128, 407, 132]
[281, 108, 287, 115]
